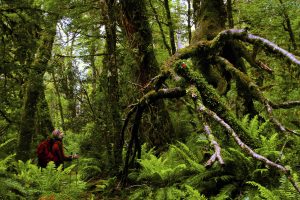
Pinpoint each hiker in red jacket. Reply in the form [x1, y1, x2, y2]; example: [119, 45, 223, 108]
[37, 129, 79, 168]
[51, 129, 79, 168]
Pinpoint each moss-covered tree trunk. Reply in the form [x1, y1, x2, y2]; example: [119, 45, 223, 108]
[35, 88, 54, 137]
[193, 0, 256, 117]
[16, 15, 58, 161]
[121, 0, 174, 150]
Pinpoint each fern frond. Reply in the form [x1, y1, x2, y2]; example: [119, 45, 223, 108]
[0, 138, 16, 149]
[212, 184, 236, 200]
[171, 144, 205, 173]
[0, 154, 15, 172]
[247, 181, 280, 200]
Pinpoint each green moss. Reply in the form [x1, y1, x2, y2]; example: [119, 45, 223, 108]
[175, 65, 258, 147]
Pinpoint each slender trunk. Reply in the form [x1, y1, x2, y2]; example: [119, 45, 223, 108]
[279, 0, 297, 50]
[227, 0, 234, 28]
[90, 43, 97, 92]
[149, 0, 172, 55]
[65, 38, 77, 130]
[164, 0, 176, 54]
[187, 0, 192, 44]
[51, 70, 65, 129]
[16, 15, 58, 161]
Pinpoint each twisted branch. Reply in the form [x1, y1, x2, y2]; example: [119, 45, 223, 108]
[203, 123, 224, 167]
[197, 102, 300, 193]
[214, 29, 300, 66]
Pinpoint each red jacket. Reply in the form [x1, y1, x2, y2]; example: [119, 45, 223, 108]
[52, 140, 72, 167]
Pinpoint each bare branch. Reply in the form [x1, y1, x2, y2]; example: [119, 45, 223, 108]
[265, 103, 300, 136]
[203, 123, 224, 167]
[271, 101, 300, 109]
[215, 29, 300, 66]
[215, 56, 300, 136]
[196, 103, 300, 193]
[142, 71, 171, 91]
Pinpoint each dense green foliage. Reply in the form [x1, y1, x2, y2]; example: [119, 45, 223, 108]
[1, 0, 300, 199]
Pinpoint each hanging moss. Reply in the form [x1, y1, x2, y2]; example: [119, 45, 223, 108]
[175, 62, 258, 147]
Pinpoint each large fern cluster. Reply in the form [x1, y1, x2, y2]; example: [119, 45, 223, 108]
[127, 115, 300, 199]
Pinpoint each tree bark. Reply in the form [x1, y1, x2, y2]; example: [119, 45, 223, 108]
[164, 0, 176, 54]
[16, 15, 58, 161]
[102, 0, 123, 169]
[192, 0, 256, 116]
[121, 0, 174, 151]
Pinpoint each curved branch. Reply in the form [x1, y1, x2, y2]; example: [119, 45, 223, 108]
[235, 43, 273, 73]
[203, 123, 224, 167]
[214, 29, 300, 66]
[121, 87, 186, 185]
[142, 70, 171, 92]
[215, 56, 300, 136]
[197, 102, 300, 193]
[271, 101, 300, 109]
[175, 63, 258, 146]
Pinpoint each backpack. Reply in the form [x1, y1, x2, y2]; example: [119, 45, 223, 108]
[37, 139, 54, 168]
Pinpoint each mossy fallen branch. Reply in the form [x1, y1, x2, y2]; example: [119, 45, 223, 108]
[197, 102, 300, 193]
[212, 29, 300, 66]
[215, 56, 299, 136]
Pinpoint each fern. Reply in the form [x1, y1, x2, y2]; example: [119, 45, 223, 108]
[0, 138, 16, 149]
[137, 153, 187, 183]
[275, 174, 300, 199]
[247, 181, 280, 200]
[170, 143, 205, 173]
[129, 184, 207, 200]
[0, 154, 26, 199]
[211, 184, 236, 200]
[13, 160, 86, 199]
[241, 115, 269, 138]
[256, 133, 280, 157]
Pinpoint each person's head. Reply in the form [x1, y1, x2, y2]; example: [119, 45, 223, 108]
[52, 129, 64, 140]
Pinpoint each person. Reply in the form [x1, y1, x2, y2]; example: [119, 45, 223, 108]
[51, 129, 79, 168]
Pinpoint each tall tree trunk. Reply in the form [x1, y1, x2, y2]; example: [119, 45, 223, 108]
[16, 15, 58, 161]
[51, 70, 65, 129]
[35, 88, 54, 137]
[64, 38, 77, 131]
[187, 0, 192, 44]
[149, 0, 172, 55]
[102, 0, 123, 170]
[90, 43, 97, 93]
[164, 0, 176, 54]
[121, 0, 174, 151]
